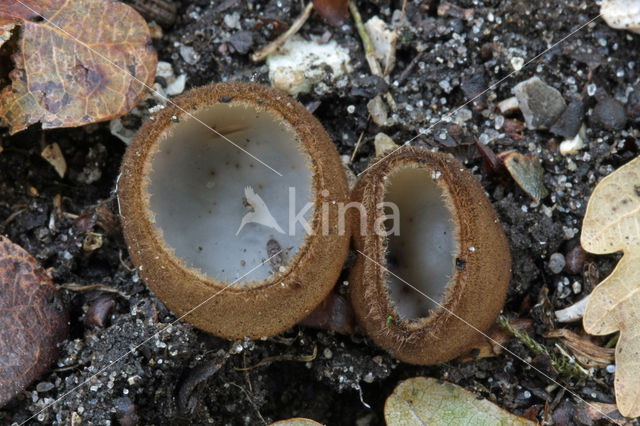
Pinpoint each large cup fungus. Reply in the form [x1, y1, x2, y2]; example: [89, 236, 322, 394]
[118, 82, 350, 339]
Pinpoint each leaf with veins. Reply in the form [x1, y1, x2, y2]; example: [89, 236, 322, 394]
[384, 377, 535, 425]
[581, 155, 640, 417]
[0, 0, 156, 134]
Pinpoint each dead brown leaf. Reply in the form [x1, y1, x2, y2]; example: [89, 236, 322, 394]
[312, 0, 348, 26]
[0, 0, 156, 134]
[581, 155, 640, 417]
[0, 236, 68, 407]
[543, 328, 614, 368]
[575, 401, 633, 426]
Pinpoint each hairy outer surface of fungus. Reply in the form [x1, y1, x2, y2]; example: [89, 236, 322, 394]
[349, 147, 511, 365]
[118, 82, 350, 339]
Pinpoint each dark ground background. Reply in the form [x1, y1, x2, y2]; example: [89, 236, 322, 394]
[0, 0, 639, 424]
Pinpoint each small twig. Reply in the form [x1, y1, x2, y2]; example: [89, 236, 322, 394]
[127, 0, 177, 28]
[251, 2, 314, 62]
[227, 383, 268, 426]
[348, 0, 396, 110]
[235, 344, 317, 371]
[59, 283, 131, 300]
[242, 352, 253, 393]
[270, 334, 299, 345]
[52, 363, 85, 372]
[349, 119, 369, 163]
[62, 212, 79, 220]
[119, 249, 135, 272]
[554, 343, 591, 376]
[396, 51, 424, 85]
[2, 208, 26, 227]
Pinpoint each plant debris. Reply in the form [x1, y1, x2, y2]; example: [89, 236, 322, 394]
[581, 155, 640, 417]
[0, 0, 156, 133]
[501, 151, 549, 204]
[0, 0, 638, 423]
[312, 0, 348, 26]
[384, 377, 536, 425]
[0, 236, 68, 407]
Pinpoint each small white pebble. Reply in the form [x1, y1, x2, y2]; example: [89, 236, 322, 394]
[548, 253, 566, 274]
[572, 281, 582, 294]
[511, 57, 525, 71]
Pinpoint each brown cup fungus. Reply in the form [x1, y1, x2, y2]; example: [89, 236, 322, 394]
[349, 147, 511, 365]
[118, 82, 349, 339]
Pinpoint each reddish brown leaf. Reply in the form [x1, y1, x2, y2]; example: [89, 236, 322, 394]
[312, 0, 348, 26]
[0, 0, 157, 134]
[0, 236, 68, 407]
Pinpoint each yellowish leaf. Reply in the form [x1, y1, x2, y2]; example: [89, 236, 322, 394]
[581, 155, 640, 417]
[384, 377, 536, 426]
[270, 419, 323, 426]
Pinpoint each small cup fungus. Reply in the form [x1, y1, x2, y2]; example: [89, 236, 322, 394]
[349, 147, 511, 365]
[118, 82, 349, 339]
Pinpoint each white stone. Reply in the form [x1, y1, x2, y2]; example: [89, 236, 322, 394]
[601, 0, 640, 34]
[374, 133, 398, 157]
[166, 74, 187, 96]
[559, 124, 587, 155]
[367, 96, 392, 127]
[267, 35, 352, 96]
[364, 16, 398, 72]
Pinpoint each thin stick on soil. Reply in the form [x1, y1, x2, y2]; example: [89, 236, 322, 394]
[59, 283, 131, 299]
[234, 344, 317, 371]
[349, 119, 369, 163]
[397, 51, 424, 85]
[227, 382, 268, 425]
[251, 2, 314, 62]
[348, 0, 396, 110]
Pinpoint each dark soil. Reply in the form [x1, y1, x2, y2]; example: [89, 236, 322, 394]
[1, 0, 639, 424]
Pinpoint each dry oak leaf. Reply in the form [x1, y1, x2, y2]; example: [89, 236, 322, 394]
[0, 236, 68, 407]
[0, 0, 157, 134]
[581, 155, 640, 418]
